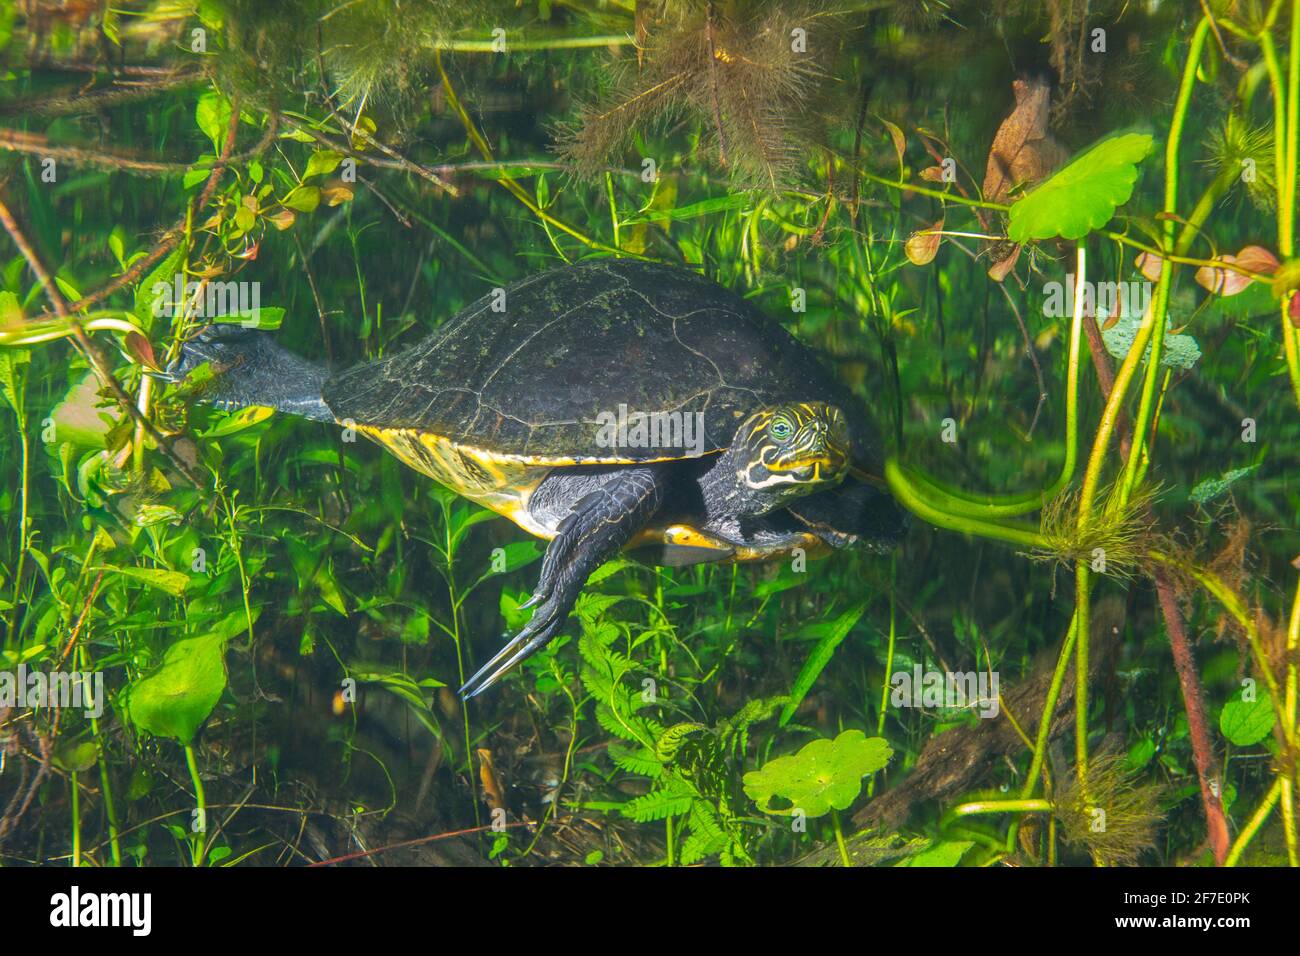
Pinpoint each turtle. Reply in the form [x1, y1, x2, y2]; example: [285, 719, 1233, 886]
[166, 259, 906, 698]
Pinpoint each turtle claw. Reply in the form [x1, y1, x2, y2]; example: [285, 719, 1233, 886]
[458, 596, 566, 699]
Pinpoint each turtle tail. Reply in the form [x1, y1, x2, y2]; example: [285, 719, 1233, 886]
[163, 326, 334, 423]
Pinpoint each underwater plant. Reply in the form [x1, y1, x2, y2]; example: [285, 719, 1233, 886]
[0, 0, 1297, 881]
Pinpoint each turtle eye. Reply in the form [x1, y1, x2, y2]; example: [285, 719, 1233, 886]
[769, 415, 793, 442]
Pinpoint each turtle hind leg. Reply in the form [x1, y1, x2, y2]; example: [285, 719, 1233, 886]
[163, 326, 334, 423]
[458, 465, 666, 699]
[787, 479, 909, 551]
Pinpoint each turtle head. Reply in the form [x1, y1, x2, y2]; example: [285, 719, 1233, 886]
[725, 402, 851, 515]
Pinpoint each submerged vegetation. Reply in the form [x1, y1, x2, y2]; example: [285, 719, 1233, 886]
[0, 0, 1298, 869]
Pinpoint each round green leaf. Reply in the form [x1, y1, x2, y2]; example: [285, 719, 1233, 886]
[1219, 693, 1275, 747]
[124, 633, 229, 743]
[743, 729, 892, 817]
[1007, 132, 1155, 242]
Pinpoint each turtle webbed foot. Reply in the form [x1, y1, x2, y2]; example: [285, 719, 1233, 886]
[458, 465, 666, 699]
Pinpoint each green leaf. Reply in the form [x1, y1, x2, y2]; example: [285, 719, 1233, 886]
[102, 565, 190, 598]
[780, 602, 865, 727]
[53, 739, 100, 772]
[196, 92, 233, 152]
[743, 729, 892, 817]
[896, 839, 974, 867]
[199, 404, 276, 438]
[282, 186, 320, 213]
[124, 633, 229, 742]
[655, 722, 707, 761]
[621, 778, 695, 822]
[0, 346, 31, 419]
[587, 557, 636, 585]
[1007, 132, 1155, 242]
[208, 306, 285, 331]
[1220, 692, 1275, 747]
[132, 245, 187, 329]
[304, 150, 343, 179]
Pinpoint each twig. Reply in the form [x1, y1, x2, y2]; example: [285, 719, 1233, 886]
[0, 121, 278, 178]
[0, 193, 205, 488]
[309, 820, 533, 866]
[280, 116, 457, 198]
[36, 105, 266, 319]
[0, 70, 204, 117]
[1155, 574, 1231, 865]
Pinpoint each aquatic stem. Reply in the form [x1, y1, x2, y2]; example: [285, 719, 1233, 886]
[440, 499, 481, 832]
[1008, 613, 1078, 856]
[949, 798, 1053, 819]
[435, 35, 636, 53]
[1116, 17, 1211, 508]
[831, 808, 850, 866]
[1074, 563, 1091, 787]
[79, 643, 122, 866]
[184, 742, 207, 867]
[1261, 21, 1300, 408]
[856, 168, 1010, 211]
[1226, 777, 1283, 866]
[884, 460, 1048, 550]
[1147, 549, 1293, 748]
[70, 770, 81, 866]
[1285, 574, 1300, 866]
[901, 245, 1086, 519]
[4, 369, 28, 646]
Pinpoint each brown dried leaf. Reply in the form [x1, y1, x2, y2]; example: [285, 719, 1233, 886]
[1195, 246, 1278, 296]
[881, 118, 906, 170]
[266, 208, 296, 231]
[1135, 251, 1163, 282]
[124, 332, 158, 370]
[982, 78, 1068, 203]
[477, 748, 506, 813]
[987, 243, 1022, 282]
[905, 219, 943, 266]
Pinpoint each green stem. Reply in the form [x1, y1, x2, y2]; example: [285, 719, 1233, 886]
[71, 770, 81, 867]
[1019, 615, 1080, 802]
[857, 169, 1010, 211]
[1226, 777, 1282, 866]
[80, 643, 121, 866]
[831, 808, 851, 866]
[1260, 27, 1300, 407]
[1074, 562, 1092, 788]
[184, 742, 206, 867]
[1117, 18, 1211, 509]
[436, 34, 636, 52]
[901, 245, 1086, 519]
[949, 798, 1053, 818]
[884, 460, 1048, 550]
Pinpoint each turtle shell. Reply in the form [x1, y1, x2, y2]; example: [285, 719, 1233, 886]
[323, 259, 883, 467]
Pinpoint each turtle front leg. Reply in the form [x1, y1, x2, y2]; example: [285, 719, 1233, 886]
[458, 465, 666, 699]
